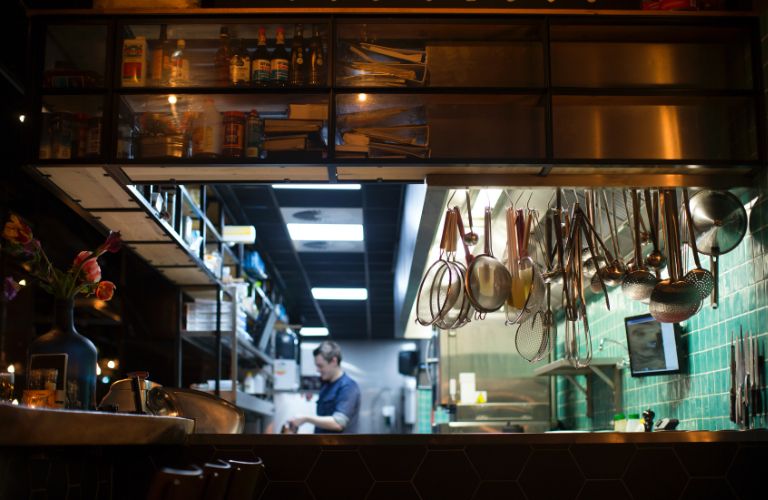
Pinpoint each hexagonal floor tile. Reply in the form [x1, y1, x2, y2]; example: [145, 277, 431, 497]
[472, 481, 526, 500]
[414, 450, 480, 500]
[623, 448, 688, 500]
[465, 445, 531, 481]
[681, 478, 737, 500]
[519, 449, 584, 500]
[359, 445, 426, 481]
[307, 450, 373, 500]
[256, 445, 321, 481]
[570, 444, 635, 479]
[260, 481, 315, 500]
[366, 482, 421, 500]
[727, 446, 768, 500]
[576, 480, 630, 500]
[675, 443, 737, 477]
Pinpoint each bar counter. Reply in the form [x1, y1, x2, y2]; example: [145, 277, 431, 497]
[2, 430, 767, 499]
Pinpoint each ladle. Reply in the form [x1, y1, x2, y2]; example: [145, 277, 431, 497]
[644, 189, 667, 271]
[463, 190, 479, 247]
[466, 207, 512, 315]
[622, 189, 659, 302]
[649, 189, 701, 323]
[599, 189, 626, 288]
[681, 189, 714, 301]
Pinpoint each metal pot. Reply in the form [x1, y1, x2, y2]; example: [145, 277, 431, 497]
[98, 371, 161, 414]
[146, 387, 244, 434]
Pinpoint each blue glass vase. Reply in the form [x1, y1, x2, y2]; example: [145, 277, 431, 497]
[27, 298, 97, 410]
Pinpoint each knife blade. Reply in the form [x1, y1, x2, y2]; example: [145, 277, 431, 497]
[730, 330, 736, 423]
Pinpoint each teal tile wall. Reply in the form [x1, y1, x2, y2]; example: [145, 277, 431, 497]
[554, 186, 768, 431]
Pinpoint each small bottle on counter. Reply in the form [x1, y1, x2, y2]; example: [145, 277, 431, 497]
[244, 371, 256, 394]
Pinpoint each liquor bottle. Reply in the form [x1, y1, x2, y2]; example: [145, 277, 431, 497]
[245, 109, 263, 159]
[230, 38, 251, 87]
[214, 26, 231, 86]
[289, 24, 306, 86]
[307, 24, 326, 87]
[270, 26, 289, 87]
[251, 27, 271, 87]
[150, 24, 171, 85]
[169, 39, 189, 87]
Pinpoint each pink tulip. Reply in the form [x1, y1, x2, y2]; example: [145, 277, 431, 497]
[95, 281, 116, 301]
[73, 251, 101, 283]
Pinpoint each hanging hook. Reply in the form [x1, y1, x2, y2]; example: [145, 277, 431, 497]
[525, 192, 534, 212]
[446, 189, 456, 208]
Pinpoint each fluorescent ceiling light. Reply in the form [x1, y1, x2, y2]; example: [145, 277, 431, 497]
[287, 223, 364, 241]
[312, 288, 368, 300]
[272, 184, 361, 190]
[300, 327, 329, 337]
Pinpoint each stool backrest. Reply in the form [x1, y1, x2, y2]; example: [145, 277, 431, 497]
[224, 458, 265, 500]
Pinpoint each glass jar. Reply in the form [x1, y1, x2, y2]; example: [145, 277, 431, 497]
[222, 111, 245, 158]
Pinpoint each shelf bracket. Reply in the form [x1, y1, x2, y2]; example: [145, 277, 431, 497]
[589, 366, 614, 389]
[564, 375, 587, 396]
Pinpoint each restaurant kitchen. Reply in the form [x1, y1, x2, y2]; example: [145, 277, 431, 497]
[2, 1, 768, 499]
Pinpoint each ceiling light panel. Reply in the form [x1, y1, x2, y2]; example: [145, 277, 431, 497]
[272, 184, 361, 190]
[300, 327, 330, 336]
[312, 288, 368, 300]
[287, 223, 364, 241]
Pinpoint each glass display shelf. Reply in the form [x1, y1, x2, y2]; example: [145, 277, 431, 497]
[335, 20, 545, 89]
[335, 92, 546, 160]
[116, 93, 329, 162]
[119, 21, 330, 89]
[552, 94, 757, 161]
[549, 22, 753, 90]
[39, 95, 105, 161]
[43, 24, 108, 89]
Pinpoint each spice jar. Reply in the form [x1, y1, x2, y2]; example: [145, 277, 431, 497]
[222, 111, 245, 158]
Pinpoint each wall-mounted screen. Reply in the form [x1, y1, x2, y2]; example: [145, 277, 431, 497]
[624, 314, 682, 377]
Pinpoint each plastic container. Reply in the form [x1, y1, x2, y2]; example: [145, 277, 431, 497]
[191, 98, 222, 158]
[613, 413, 627, 432]
[627, 413, 644, 432]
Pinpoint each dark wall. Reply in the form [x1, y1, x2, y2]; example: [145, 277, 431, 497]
[0, 1, 214, 397]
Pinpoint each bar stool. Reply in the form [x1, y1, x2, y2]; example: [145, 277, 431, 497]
[201, 459, 232, 500]
[146, 464, 204, 500]
[224, 458, 265, 500]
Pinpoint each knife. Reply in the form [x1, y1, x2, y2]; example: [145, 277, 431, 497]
[730, 330, 736, 423]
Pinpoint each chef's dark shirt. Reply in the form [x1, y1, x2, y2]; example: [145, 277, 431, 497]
[315, 373, 360, 434]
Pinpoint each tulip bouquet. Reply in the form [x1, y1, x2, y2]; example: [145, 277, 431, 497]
[2, 214, 121, 302]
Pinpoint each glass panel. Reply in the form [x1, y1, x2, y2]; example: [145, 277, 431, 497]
[39, 95, 104, 160]
[43, 25, 107, 88]
[550, 25, 752, 89]
[336, 21, 544, 88]
[552, 95, 756, 161]
[118, 94, 329, 161]
[335, 93, 545, 160]
[120, 22, 330, 88]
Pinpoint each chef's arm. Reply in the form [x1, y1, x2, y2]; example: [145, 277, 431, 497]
[289, 413, 347, 432]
